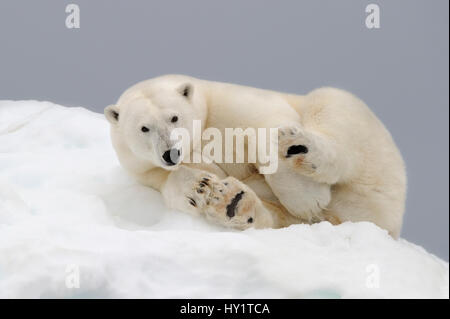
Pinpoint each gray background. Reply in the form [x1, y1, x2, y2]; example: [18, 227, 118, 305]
[0, 0, 448, 260]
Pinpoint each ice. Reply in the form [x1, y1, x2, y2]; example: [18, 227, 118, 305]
[0, 100, 448, 298]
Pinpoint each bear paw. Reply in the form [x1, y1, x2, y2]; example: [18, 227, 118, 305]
[277, 125, 319, 175]
[186, 174, 257, 230]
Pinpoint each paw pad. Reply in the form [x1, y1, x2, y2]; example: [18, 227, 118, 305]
[286, 144, 308, 157]
[226, 191, 245, 218]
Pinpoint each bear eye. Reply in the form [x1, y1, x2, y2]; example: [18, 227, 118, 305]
[171, 116, 178, 123]
[141, 126, 149, 132]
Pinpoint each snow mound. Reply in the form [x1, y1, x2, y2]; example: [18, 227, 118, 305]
[0, 100, 448, 299]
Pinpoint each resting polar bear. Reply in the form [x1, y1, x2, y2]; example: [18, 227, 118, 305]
[105, 75, 406, 237]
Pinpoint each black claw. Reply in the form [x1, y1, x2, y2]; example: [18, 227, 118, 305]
[187, 197, 196, 207]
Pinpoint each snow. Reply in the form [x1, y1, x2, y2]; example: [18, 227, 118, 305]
[0, 100, 448, 299]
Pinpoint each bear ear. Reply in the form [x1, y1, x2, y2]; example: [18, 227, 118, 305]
[104, 104, 120, 125]
[177, 83, 193, 100]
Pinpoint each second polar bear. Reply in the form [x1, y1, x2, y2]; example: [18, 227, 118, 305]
[105, 75, 406, 237]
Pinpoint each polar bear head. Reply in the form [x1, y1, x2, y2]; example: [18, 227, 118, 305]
[104, 75, 207, 171]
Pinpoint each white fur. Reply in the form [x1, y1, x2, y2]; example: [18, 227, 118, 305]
[105, 75, 406, 237]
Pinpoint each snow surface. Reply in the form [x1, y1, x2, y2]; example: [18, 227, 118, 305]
[0, 100, 448, 299]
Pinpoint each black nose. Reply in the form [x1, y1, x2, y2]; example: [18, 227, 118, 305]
[162, 148, 181, 166]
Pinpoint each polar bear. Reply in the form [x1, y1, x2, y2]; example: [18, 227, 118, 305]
[105, 74, 406, 237]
